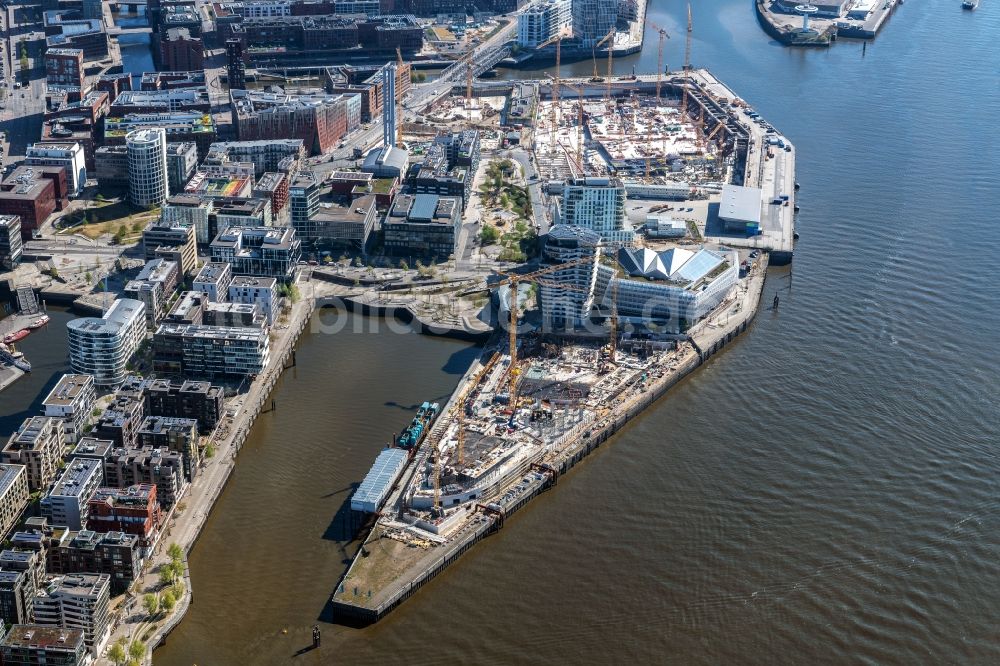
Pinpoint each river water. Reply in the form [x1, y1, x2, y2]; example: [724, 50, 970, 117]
[63, 0, 1000, 662]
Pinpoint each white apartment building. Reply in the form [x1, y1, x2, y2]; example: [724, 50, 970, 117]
[24, 142, 87, 196]
[560, 177, 633, 242]
[228, 276, 277, 325]
[41, 374, 96, 445]
[0, 464, 29, 539]
[67, 298, 146, 387]
[517, 0, 572, 48]
[193, 262, 233, 302]
[39, 458, 103, 531]
[32, 574, 111, 655]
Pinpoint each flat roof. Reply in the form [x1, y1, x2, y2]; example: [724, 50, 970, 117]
[719, 184, 762, 224]
[42, 374, 94, 407]
[352, 448, 408, 512]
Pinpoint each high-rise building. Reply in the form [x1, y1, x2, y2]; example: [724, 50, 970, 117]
[41, 375, 96, 446]
[383, 63, 396, 148]
[24, 143, 87, 197]
[226, 39, 246, 90]
[126, 128, 169, 207]
[560, 176, 632, 242]
[0, 214, 23, 270]
[228, 276, 278, 326]
[47, 531, 142, 596]
[209, 226, 301, 281]
[40, 459, 104, 531]
[66, 298, 146, 387]
[87, 485, 161, 549]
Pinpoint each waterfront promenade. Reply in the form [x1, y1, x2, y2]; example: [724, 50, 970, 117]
[101, 286, 316, 665]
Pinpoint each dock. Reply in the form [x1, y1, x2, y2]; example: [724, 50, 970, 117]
[755, 0, 903, 45]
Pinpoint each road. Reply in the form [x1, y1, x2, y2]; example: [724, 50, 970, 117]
[1, 1, 47, 167]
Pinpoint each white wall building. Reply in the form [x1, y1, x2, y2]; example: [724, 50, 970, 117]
[193, 262, 233, 302]
[39, 457, 103, 531]
[24, 142, 87, 196]
[41, 374, 96, 445]
[560, 177, 633, 242]
[127, 128, 169, 207]
[67, 299, 146, 387]
[228, 276, 277, 325]
[517, 0, 571, 48]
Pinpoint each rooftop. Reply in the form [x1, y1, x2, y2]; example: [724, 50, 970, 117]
[47, 458, 102, 498]
[67, 298, 145, 336]
[2, 624, 84, 650]
[42, 374, 94, 407]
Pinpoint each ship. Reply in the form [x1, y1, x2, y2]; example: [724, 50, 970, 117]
[27, 315, 49, 329]
[397, 401, 440, 448]
[962, 0, 978, 9]
[0, 346, 30, 372]
[2, 329, 29, 345]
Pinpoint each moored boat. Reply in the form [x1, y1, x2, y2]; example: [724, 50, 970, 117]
[27, 315, 50, 329]
[2, 329, 29, 344]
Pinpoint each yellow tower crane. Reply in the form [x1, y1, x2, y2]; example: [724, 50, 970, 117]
[596, 28, 616, 101]
[681, 3, 693, 122]
[649, 22, 671, 101]
[494, 258, 597, 404]
[538, 30, 569, 156]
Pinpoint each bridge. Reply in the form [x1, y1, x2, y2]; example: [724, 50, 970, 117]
[108, 25, 153, 35]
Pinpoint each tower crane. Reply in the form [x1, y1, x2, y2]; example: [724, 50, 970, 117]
[596, 28, 616, 101]
[538, 30, 569, 156]
[681, 3, 693, 122]
[648, 22, 671, 101]
[492, 258, 597, 404]
[551, 78, 588, 174]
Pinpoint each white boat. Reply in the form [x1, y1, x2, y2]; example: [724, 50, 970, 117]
[962, 0, 979, 9]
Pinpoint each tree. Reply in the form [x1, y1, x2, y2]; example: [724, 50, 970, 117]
[399, 259, 409, 270]
[132, 221, 144, 233]
[128, 640, 145, 663]
[142, 593, 160, 617]
[204, 443, 216, 459]
[160, 590, 177, 613]
[167, 542, 184, 562]
[49, 266, 59, 278]
[172, 579, 186, 599]
[480, 225, 500, 245]
[108, 638, 127, 666]
[85, 271, 92, 283]
[159, 566, 176, 587]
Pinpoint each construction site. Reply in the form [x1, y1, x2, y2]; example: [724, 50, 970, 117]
[332, 220, 771, 623]
[328, 8, 794, 623]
